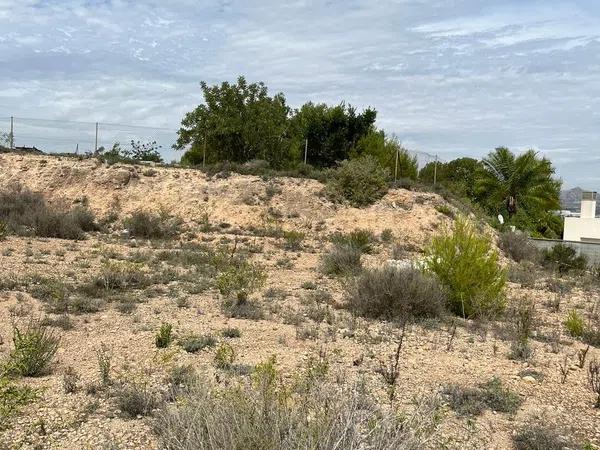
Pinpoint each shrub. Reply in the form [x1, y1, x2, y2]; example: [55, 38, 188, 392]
[0, 220, 7, 240]
[326, 156, 389, 207]
[542, 244, 587, 274]
[507, 262, 538, 288]
[62, 366, 80, 394]
[588, 358, 600, 408]
[424, 217, 506, 318]
[508, 299, 536, 360]
[330, 228, 375, 253]
[115, 380, 160, 418]
[565, 310, 585, 337]
[180, 335, 216, 353]
[0, 183, 96, 240]
[216, 260, 266, 301]
[97, 343, 112, 386]
[380, 228, 394, 243]
[221, 327, 241, 338]
[346, 267, 446, 320]
[498, 231, 539, 263]
[88, 261, 149, 293]
[444, 377, 521, 416]
[281, 230, 304, 251]
[513, 421, 580, 450]
[0, 376, 37, 429]
[154, 357, 441, 450]
[321, 245, 362, 276]
[221, 297, 265, 320]
[123, 210, 180, 239]
[214, 343, 235, 370]
[7, 319, 60, 377]
[156, 323, 174, 348]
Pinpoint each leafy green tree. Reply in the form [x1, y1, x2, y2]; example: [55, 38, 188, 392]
[475, 147, 561, 236]
[292, 102, 376, 168]
[420, 157, 481, 199]
[352, 131, 417, 179]
[175, 76, 293, 168]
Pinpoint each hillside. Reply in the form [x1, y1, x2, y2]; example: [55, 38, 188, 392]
[0, 153, 599, 450]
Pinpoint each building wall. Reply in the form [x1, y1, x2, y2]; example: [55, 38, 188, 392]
[563, 217, 600, 242]
[530, 238, 600, 265]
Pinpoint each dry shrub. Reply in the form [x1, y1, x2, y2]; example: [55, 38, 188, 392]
[346, 267, 446, 320]
[321, 245, 362, 276]
[498, 231, 539, 263]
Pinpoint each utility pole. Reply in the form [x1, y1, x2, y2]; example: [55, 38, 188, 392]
[304, 139, 308, 165]
[95, 122, 98, 152]
[9, 116, 14, 149]
[433, 154, 438, 188]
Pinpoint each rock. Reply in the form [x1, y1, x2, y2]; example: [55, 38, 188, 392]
[522, 375, 537, 383]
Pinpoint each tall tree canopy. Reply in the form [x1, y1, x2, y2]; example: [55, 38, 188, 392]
[476, 147, 562, 237]
[419, 157, 482, 200]
[291, 102, 377, 167]
[175, 76, 293, 168]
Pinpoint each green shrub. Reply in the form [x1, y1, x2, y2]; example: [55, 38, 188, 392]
[325, 156, 389, 207]
[542, 244, 587, 274]
[444, 377, 521, 416]
[221, 297, 265, 320]
[216, 260, 266, 301]
[123, 210, 181, 239]
[180, 335, 217, 353]
[329, 229, 375, 253]
[498, 231, 539, 263]
[155, 323, 173, 348]
[88, 261, 149, 293]
[424, 217, 506, 318]
[565, 310, 585, 337]
[0, 376, 37, 428]
[321, 245, 362, 276]
[214, 343, 235, 370]
[221, 327, 241, 338]
[281, 230, 304, 251]
[380, 228, 394, 243]
[7, 319, 60, 377]
[346, 267, 446, 320]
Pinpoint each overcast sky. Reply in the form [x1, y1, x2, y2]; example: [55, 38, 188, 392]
[1, 0, 599, 188]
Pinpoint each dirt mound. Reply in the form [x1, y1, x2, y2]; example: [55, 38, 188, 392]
[0, 153, 451, 248]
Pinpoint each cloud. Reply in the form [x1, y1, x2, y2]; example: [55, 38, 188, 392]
[0, 0, 599, 187]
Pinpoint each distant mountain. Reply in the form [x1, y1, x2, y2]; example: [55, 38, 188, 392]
[561, 187, 600, 214]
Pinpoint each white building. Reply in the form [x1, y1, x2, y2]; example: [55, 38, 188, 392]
[563, 191, 600, 242]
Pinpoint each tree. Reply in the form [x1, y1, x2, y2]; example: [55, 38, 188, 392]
[292, 102, 376, 168]
[420, 157, 482, 200]
[175, 76, 293, 168]
[476, 147, 561, 236]
[352, 131, 417, 179]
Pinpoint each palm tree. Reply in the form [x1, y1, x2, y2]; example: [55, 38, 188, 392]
[476, 147, 561, 219]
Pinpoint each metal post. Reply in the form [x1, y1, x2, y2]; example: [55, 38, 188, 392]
[304, 139, 308, 165]
[95, 122, 98, 152]
[433, 154, 438, 187]
[394, 146, 399, 183]
[10, 116, 14, 149]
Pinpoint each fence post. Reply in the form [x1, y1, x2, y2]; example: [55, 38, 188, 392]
[304, 139, 308, 165]
[433, 154, 438, 187]
[95, 122, 99, 152]
[10, 116, 14, 149]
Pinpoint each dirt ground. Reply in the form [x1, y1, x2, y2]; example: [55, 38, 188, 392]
[0, 153, 599, 449]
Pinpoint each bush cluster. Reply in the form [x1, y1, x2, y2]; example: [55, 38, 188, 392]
[123, 210, 181, 240]
[325, 156, 389, 207]
[498, 230, 539, 263]
[346, 266, 446, 321]
[0, 184, 98, 240]
[542, 244, 587, 274]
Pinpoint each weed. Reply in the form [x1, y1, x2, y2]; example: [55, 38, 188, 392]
[115, 380, 160, 418]
[321, 245, 362, 276]
[180, 335, 216, 353]
[7, 319, 60, 377]
[156, 323, 174, 348]
[221, 327, 241, 338]
[97, 343, 112, 386]
[214, 343, 235, 370]
[62, 366, 80, 394]
[565, 310, 585, 337]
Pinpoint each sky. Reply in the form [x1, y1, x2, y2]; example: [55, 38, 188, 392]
[0, 0, 599, 188]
